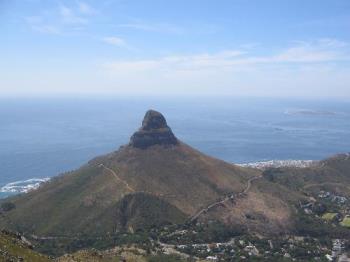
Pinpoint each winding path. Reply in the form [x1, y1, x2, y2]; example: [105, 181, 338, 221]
[26, 173, 262, 241]
[99, 164, 135, 192]
[188, 175, 262, 223]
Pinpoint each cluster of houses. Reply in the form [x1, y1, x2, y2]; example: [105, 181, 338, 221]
[174, 239, 262, 261]
[324, 239, 350, 262]
[157, 199, 350, 261]
[318, 191, 348, 204]
[300, 190, 350, 225]
[158, 232, 350, 261]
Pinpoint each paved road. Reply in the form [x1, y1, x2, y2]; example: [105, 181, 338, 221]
[189, 175, 262, 223]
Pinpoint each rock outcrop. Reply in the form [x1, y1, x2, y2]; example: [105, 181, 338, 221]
[129, 110, 178, 149]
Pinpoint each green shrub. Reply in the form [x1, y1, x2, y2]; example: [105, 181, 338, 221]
[1, 202, 16, 212]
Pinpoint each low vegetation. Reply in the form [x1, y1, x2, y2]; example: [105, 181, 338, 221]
[0, 230, 49, 261]
[321, 212, 338, 221]
[341, 217, 350, 228]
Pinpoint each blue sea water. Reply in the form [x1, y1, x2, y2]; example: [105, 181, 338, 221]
[1, 96, 350, 198]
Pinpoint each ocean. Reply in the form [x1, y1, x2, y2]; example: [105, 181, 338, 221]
[1, 96, 350, 198]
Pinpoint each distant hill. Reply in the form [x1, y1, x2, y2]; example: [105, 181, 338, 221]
[263, 153, 350, 196]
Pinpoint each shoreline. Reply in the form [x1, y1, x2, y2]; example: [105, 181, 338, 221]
[237, 159, 318, 170]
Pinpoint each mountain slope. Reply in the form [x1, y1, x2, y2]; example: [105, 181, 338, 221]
[263, 153, 350, 196]
[6, 110, 348, 240]
[0, 110, 260, 237]
[0, 230, 49, 261]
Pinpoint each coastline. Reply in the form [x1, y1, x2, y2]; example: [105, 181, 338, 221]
[237, 159, 318, 170]
[0, 178, 50, 199]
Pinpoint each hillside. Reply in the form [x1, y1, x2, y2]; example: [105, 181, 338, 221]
[0, 110, 349, 259]
[262, 153, 350, 239]
[0, 229, 188, 262]
[0, 110, 265, 238]
[263, 153, 350, 196]
[0, 230, 49, 261]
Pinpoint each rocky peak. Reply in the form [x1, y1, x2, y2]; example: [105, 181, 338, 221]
[129, 110, 178, 149]
[141, 110, 168, 130]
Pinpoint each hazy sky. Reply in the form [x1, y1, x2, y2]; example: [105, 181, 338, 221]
[1, 0, 350, 98]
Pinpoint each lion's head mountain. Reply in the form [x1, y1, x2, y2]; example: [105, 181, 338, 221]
[1, 110, 350, 243]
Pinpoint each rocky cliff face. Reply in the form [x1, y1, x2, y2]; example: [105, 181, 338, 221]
[129, 110, 178, 149]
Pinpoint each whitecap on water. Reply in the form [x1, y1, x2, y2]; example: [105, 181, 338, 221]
[0, 178, 50, 195]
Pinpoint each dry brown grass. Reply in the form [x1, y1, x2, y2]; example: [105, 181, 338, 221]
[0, 141, 258, 236]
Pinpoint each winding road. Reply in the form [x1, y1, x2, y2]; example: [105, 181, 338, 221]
[26, 172, 262, 241]
[189, 175, 262, 223]
[100, 163, 262, 223]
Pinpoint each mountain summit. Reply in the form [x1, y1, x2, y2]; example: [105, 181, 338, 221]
[129, 110, 178, 149]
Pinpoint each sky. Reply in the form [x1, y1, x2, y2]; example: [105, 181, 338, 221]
[1, 0, 350, 98]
